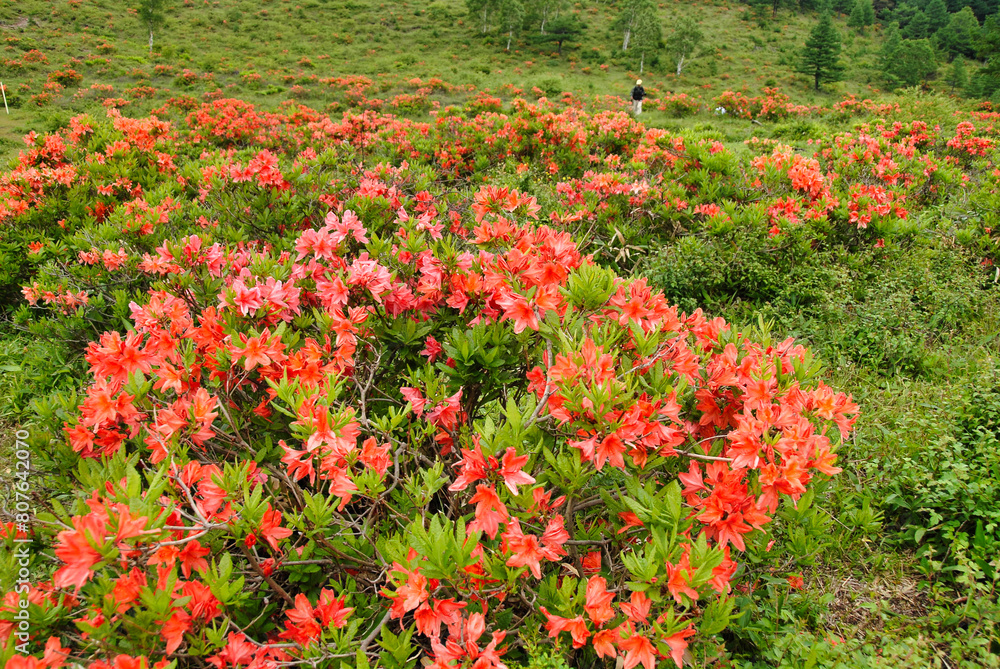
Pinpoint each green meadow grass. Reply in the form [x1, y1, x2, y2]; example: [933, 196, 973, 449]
[0, 0, 945, 153]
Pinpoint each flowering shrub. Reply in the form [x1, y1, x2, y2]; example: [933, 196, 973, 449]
[23, 49, 49, 64]
[0, 101, 862, 669]
[655, 93, 702, 118]
[388, 93, 431, 114]
[174, 69, 200, 87]
[712, 89, 820, 122]
[847, 184, 907, 229]
[71, 83, 115, 103]
[1, 58, 24, 73]
[124, 85, 157, 100]
[240, 71, 263, 90]
[464, 92, 503, 115]
[832, 95, 900, 118]
[47, 69, 83, 87]
[946, 121, 996, 160]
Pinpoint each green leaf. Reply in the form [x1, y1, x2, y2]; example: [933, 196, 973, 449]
[699, 596, 735, 635]
[663, 480, 682, 527]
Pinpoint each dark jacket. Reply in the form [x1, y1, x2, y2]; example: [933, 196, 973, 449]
[631, 85, 645, 101]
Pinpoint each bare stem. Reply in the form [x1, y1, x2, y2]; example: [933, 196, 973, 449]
[240, 543, 296, 608]
[359, 610, 392, 655]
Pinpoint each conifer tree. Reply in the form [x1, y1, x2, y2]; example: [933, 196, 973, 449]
[765, 0, 792, 19]
[925, 0, 949, 34]
[889, 3, 918, 29]
[946, 56, 968, 94]
[888, 39, 937, 86]
[796, 10, 846, 90]
[861, 0, 875, 25]
[832, 0, 854, 15]
[881, 22, 902, 62]
[905, 11, 930, 39]
[880, 22, 903, 86]
[848, 1, 867, 31]
[530, 14, 585, 55]
[972, 15, 1000, 98]
[748, 0, 773, 27]
[938, 7, 980, 59]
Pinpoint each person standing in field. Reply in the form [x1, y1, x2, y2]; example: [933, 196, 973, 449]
[631, 79, 645, 116]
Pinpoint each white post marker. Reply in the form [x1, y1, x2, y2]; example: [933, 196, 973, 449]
[1, 82, 8, 114]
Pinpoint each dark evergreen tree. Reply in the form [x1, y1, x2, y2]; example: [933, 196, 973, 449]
[946, 56, 968, 94]
[886, 39, 937, 86]
[924, 0, 949, 34]
[879, 21, 903, 84]
[972, 15, 1000, 98]
[832, 0, 855, 14]
[796, 11, 846, 90]
[969, 0, 1000, 21]
[747, 0, 774, 27]
[528, 14, 585, 55]
[861, 0, 875, 24]
[872, 0, 895, 15]
[905, 10, 930, 38]
[770, 0, 791, 17]
[938, 7, 981, 59]
[848, 1, 867, 31]
[889, 3, 919, 30]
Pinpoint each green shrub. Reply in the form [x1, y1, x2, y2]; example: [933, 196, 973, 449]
[770, 120, 829, 141]
[884, 375, 1000, 585]
[645, 222, 837, 316]
[427, 1, 452, 20]
[536, 77, 562, 97]
[649, 237, 992, 378]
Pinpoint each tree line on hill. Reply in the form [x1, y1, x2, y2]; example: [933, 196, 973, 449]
[466, 0, 1000, 102]
[796, 0, 1000, 96]
[466, 0, 704, 76]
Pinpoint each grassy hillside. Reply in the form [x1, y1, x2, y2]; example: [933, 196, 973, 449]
[0, 0, 959, 154]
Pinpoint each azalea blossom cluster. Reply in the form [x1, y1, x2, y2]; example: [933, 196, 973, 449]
[712, 89, 822, 122]
[10, 94, 991, 669]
